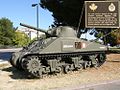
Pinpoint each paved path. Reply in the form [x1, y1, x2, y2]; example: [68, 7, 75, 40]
[0, 60, 8, 64]
[0, 48, 22, 52]
[55, 80, 120, 90]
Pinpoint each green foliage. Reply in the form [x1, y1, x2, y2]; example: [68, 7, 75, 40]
[111, 29, 120, 45]
[0, 17, 15, 45]
[12, 31, 30, 47]
[0, 17, 30, 47]
[93, 29, 120, 46]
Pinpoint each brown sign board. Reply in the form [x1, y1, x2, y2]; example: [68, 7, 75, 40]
[85, 1, 120, 28]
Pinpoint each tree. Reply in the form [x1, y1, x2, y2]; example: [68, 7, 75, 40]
[0, 17, 15, 45]
[111, 29, 120, 45]
[12, 31, 30, 47]
[40, 0, 84, 28]
[0, 17, 30, 47]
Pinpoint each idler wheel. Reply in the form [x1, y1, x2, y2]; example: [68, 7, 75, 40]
[97, 53, 106, 67]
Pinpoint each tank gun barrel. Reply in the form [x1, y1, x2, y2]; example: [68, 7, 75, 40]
[20, 23, 57, 37]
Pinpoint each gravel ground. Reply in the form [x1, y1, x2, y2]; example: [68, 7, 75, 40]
[0, 54, 120, 90]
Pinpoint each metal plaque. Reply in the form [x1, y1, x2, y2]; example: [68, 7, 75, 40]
[85, 1, 120, 28]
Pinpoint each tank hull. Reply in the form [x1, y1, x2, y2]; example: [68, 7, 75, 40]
[10, 37, 107, 78]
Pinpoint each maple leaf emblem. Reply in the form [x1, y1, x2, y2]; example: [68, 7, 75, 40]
[89, 3, 98, 12]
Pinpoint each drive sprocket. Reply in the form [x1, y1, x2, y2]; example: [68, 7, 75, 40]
[26, 56, 42, 77]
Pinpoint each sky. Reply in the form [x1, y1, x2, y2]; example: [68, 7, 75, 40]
[0, 0, 53, 29]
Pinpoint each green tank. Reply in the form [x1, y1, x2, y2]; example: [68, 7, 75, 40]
[10, 23, 107, 78]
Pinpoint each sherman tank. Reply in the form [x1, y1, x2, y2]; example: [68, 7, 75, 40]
[10, 23, 107, 78]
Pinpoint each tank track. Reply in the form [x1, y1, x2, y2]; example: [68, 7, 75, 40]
[12, 51, 106, 78]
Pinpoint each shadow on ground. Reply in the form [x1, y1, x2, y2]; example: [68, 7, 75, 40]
[2, 66, 58, 80]
[1, 66, 33, 79]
